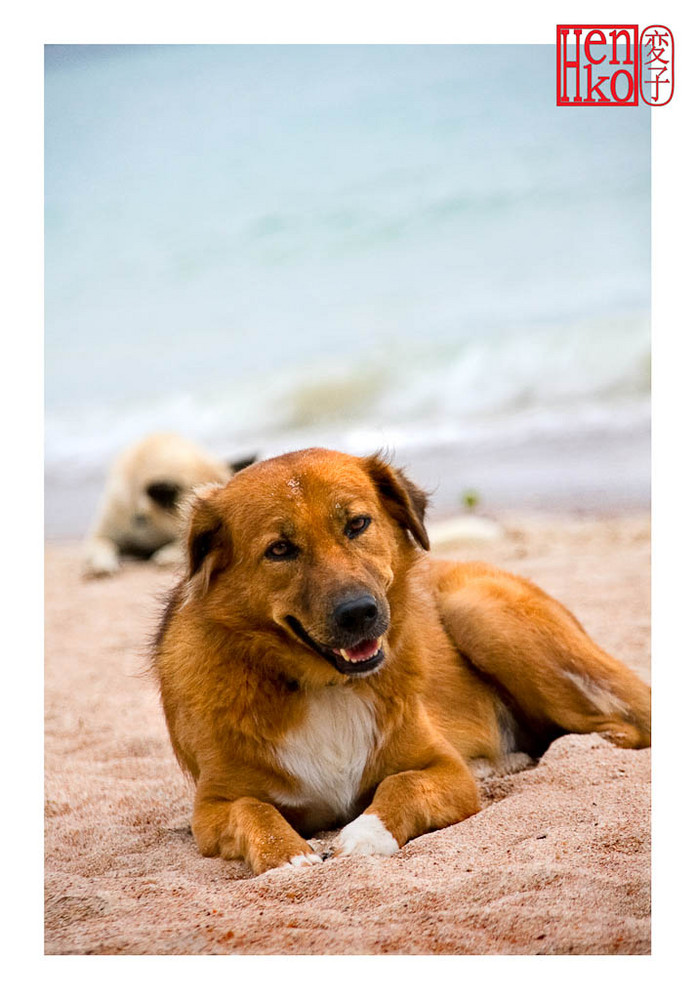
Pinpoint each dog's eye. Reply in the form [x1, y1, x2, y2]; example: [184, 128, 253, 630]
[265, 540, 298, 561]
[345, 515, 371, 539]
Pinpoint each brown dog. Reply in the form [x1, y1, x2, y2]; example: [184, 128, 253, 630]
[153, 448, 650, 875]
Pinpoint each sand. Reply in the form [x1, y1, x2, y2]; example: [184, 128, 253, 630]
[44, 512, 650, 955]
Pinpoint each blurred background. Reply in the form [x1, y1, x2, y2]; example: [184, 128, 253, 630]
[44, 44, 650, 538]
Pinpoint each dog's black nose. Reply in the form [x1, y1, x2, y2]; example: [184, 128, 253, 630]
[333, 595, 379, 635]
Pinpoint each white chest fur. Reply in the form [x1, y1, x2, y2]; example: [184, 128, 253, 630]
[273, 686, 378, 828]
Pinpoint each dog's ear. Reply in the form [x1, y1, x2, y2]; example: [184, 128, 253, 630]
[363, 454, 430, 551]
[184, 486, 231, 595]
[228, 454, 257, 474]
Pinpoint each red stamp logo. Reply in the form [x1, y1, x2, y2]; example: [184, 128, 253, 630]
[640, 25, 675, 105]
[556, 24, 674, 106]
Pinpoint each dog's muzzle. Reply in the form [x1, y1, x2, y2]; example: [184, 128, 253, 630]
[286, 591, 390, 676]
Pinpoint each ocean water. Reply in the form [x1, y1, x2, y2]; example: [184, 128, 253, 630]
[45, 45, 650, 534]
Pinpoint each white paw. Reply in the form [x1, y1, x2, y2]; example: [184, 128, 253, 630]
[281, 852, 323, 869]
[335, 814, 399, 857]
[82, 540, 120, 577]
[151, 542, 183, 567]
[503, 752, 535, 774]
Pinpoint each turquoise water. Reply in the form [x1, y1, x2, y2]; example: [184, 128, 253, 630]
[45, 44, 650, 524]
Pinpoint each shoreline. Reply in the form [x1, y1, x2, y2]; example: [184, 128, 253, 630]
[45, 421, 650, 540]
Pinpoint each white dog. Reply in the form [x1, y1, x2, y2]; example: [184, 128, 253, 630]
[83, 433, 254, 577]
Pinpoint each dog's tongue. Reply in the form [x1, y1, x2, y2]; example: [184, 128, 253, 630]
[333, 638, 381, 663]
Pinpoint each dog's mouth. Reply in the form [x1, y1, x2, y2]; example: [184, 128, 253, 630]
[285, 616, 386, 676]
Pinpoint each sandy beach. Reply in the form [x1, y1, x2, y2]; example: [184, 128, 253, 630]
[44, 509, 650, 955]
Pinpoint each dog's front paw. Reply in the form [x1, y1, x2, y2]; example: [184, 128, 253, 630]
[82, 539, 120, 578]
[251, 841, 325, 875]
[151, 542, 184, 567]
[335, 813, 399, 857]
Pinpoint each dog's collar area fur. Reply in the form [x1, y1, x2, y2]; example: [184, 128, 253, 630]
[285, 615, 386, 676]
